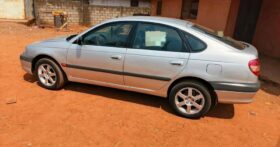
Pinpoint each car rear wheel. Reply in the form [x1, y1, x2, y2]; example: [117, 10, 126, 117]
[169, 80, 212, 118]
[35, 58, 66, 90]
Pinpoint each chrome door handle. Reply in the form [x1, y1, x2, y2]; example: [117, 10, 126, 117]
[170, 60, 184, 66]
[111, 55, 122, 60]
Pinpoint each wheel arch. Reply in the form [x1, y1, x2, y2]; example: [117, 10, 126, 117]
[167, 76, 218, 106]
[31, 54, 68, 80]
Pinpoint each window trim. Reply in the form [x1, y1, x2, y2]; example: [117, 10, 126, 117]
[76, 21, 137, 48]
[181, 30, 207, 53]
[128, 21, 190, 53]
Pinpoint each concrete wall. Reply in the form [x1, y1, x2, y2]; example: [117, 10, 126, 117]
[89, 0, 151, 7]
[36, 0, 150, 25]
[151, 0, 232, 31]
[161, 0, 182, 18]
[196, 0, 232, 31]
[253, 0, 280, 58]
[150, 0, 157, 16]
[0, 0, 25, 19]
[25, 0, 34, 19]
[224, 0, 240, 36]
[150, 0, 182, 18]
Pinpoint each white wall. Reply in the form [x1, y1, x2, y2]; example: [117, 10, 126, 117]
[0, 0, 25, 19]
[89, 0, 151, 7]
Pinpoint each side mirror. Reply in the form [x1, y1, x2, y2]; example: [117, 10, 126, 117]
[76, 37, 84, 45]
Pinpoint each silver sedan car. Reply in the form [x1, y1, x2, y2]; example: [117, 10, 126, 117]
[20, 16, 260, 118]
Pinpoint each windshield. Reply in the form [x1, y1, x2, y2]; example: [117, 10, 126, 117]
[192, 25, 246, 50]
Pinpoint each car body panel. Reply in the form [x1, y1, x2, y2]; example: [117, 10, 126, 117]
[124, 48, 190, 90]
[66, 44, 126, 85]
[21, 36, 71, 75]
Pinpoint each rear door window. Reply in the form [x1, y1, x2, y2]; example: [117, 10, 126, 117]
[132, 23, 186, 52]
[184, 32, 207, 52]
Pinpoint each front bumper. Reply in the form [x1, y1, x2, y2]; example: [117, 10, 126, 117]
[211, 82, 260, 104]
[20, 54, 33, 74]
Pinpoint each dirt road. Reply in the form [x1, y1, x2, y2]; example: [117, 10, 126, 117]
[0, 22, 279, 147]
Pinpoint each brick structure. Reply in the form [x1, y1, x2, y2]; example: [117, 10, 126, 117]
[35, 0, 150, 25]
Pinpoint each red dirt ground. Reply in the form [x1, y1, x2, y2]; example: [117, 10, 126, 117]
[0, 22, 279, 147]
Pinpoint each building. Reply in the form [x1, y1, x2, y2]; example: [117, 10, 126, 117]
[151, 0, 280, 59]
[0, 0, 34, 20]
[35, 0, 150, 25]
[89, 0, 150, 7]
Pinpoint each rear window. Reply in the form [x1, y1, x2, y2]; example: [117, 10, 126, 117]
[192, 25, 246, 50]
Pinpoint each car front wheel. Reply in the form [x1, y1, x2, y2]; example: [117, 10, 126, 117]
[35, 58, 66, 90]
[169, 80, 212, 118]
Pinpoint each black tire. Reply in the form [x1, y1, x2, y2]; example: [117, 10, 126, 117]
[169, 80, 212, 118]
[35, 58, 66, 90]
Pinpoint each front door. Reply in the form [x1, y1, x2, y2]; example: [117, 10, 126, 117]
[124, 23, 190, 90]
[67, 22, 134, 85]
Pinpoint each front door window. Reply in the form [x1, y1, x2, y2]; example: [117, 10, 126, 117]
[83, 23, 133, 48]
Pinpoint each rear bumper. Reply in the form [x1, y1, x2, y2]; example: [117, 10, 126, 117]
[20, 54, 33, 74]
[215, 90, 257, 103]
[211, 81, 260, 104]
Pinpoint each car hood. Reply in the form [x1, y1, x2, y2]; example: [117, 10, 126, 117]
[28, 36, 70, 49]
[41, 36, 68, 42]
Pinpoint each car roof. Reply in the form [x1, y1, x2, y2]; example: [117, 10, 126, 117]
[104, 16, 193, 29]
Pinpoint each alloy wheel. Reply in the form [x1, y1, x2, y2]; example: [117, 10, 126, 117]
[37, 64, 57, 87]
[175, 87, 205, 114]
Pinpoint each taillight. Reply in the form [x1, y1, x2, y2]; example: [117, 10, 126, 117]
[248, 59, 260, 76]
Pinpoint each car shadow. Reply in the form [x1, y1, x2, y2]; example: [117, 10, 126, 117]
[23, 73, 37, 83]
[207, 104, 234, 119]
[23, 73, 235, 119]
[64, 82, 235, 119]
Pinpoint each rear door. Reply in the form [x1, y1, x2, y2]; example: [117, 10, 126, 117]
[124, 22, 190, 90]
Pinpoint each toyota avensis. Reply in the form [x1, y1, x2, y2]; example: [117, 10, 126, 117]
[20, 16, 260, 118]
